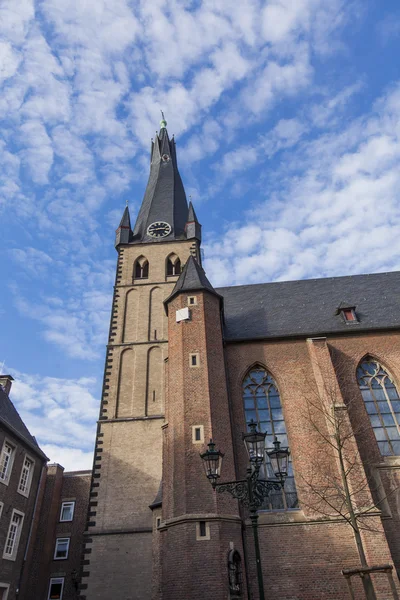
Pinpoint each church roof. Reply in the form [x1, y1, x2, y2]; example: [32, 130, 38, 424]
[187, 201, 199, 223]
[149, 481, 163, 510]
[0, 385, 48, 460]
[165, 255, 221, 307]
[216, 271, 400, 341]
[118, 205, 131, 229]
[131, 119, 188, 244]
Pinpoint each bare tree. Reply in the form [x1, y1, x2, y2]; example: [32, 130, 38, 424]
[298, 348, 399, 600]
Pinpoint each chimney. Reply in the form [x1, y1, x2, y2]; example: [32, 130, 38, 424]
[0, 375, 14, 396]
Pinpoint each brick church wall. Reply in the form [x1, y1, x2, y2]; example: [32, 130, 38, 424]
[224, 332, 400, 599]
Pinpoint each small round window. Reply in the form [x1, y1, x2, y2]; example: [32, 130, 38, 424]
[162, 154, 170, 162]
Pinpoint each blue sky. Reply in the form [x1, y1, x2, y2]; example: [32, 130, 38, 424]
[1, 0, 400, 469]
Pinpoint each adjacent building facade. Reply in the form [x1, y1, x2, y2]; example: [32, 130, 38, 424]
[24, 465, 91, 600]
[0, 376, 90, 600]
[80, 117, 400, 600]
[0, 375, 48, 600]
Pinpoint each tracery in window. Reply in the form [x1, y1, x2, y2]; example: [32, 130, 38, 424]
[166, 253, 181, 276]
[357, 357, 400, 456]
[228, 550, 243, 598]
[243, 366, 298, 510]
[134, 256, 149, 279]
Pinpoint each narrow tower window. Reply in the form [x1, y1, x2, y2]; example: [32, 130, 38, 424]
[190, 353, 200, 368]
[166, 253, 181, 276]
[357, 357, 400, 456]
[192, 425, 204, 444]
[243, 366, 298, 510]
[134, 256, 149, 280]
[196, 520, 210, 540]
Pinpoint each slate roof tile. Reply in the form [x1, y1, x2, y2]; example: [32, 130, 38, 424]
[216, 271, 400, 341]
[0, 385, 48, 460]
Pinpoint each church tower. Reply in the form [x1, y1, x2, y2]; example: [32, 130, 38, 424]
[80, 117, 201, 600]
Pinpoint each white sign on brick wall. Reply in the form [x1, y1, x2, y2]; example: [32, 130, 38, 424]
[176, 307, 191, 322]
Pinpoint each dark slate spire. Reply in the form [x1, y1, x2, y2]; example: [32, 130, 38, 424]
[115, 203, 132, 247]
[164, 255, 222, 310]
[132, 116, 188, 244]
[185, 200, 201, 242]
[187, 201, 198, 222]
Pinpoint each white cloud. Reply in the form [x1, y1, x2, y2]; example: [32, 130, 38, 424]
[19, 120, 54, 184]
[12, 247, 53, 277]
[9, 369, 98, 469]
[11, 257, 114, 360]
[204, 82, 400, 285]
[0, 41, 22, 81]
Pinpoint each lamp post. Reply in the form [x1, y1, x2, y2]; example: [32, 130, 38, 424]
[200, 421, 290, 600]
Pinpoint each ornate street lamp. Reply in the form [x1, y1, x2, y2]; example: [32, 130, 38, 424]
[200, 440, 224, 488]
[200, 422, 290, 600]
[267, 436, 289, 481]
[243, 420, 266, 465]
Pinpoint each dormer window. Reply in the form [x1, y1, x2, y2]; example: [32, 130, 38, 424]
[343, 309, 357, 322]
[134, 256, 149, 280]
[335, 302, 358, 323]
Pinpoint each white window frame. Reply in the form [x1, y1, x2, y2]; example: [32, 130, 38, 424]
[0, 583, 10, 600]
[0, 439, 16, 486]
[189, 353, 200, 368]
[47, 577, 64, 600]
[3, 509, 24, 561]
[59, 501, 75, 522]
[187, 295, 197, 306]
[192, 425, 204, 444]
[18, 454, 35, 497]
[54, 537, 70, 560]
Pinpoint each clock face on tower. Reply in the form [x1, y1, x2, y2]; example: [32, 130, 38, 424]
[147, 221, 172, 238]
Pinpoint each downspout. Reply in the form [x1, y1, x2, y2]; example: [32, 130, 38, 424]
[17, 463, 47, 597]
[221, 310, 252, 600]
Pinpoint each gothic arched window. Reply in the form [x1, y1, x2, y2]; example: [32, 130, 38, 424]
[243, 366, 298, 510]
[228, 550, 243, 598]
[357, 357, 400, 456]
[134, 256, 149, 279]
[166, 253, 181, 276]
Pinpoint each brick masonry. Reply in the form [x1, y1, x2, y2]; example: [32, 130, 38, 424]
[81, 239, 199, 600]
[0, 427, 46, 600]
[22, 465, 91, 600]
[80, 236, 400, 599]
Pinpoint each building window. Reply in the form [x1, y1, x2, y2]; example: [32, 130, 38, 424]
[243, 366, 298, 510]
[47, 578, 64, 600]
[134, 256, 149, 279]
[196, 520, 210, 540]
[0, 583, 10, 600]
[342, 308, 357, 321]
[335, 303, 358, 323]
[0, 502, 3, 519]
[188, 296, 197, 306]
[192, 425, 204, 444]
[54, 537, 70, 560]
[166, 253, 181, 276]
[156, 517, 161, 528]
[357, 357, 400, 456]
[190, 353, 200, 367]
[18, 456, 34, 497]
[60, 501, 75, 522]
[228, 550, 243, 598]
[3, 509, 24, 560]
[0, 441, 15, 485]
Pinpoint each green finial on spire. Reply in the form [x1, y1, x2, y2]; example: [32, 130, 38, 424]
[160, 110, 167, 129]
